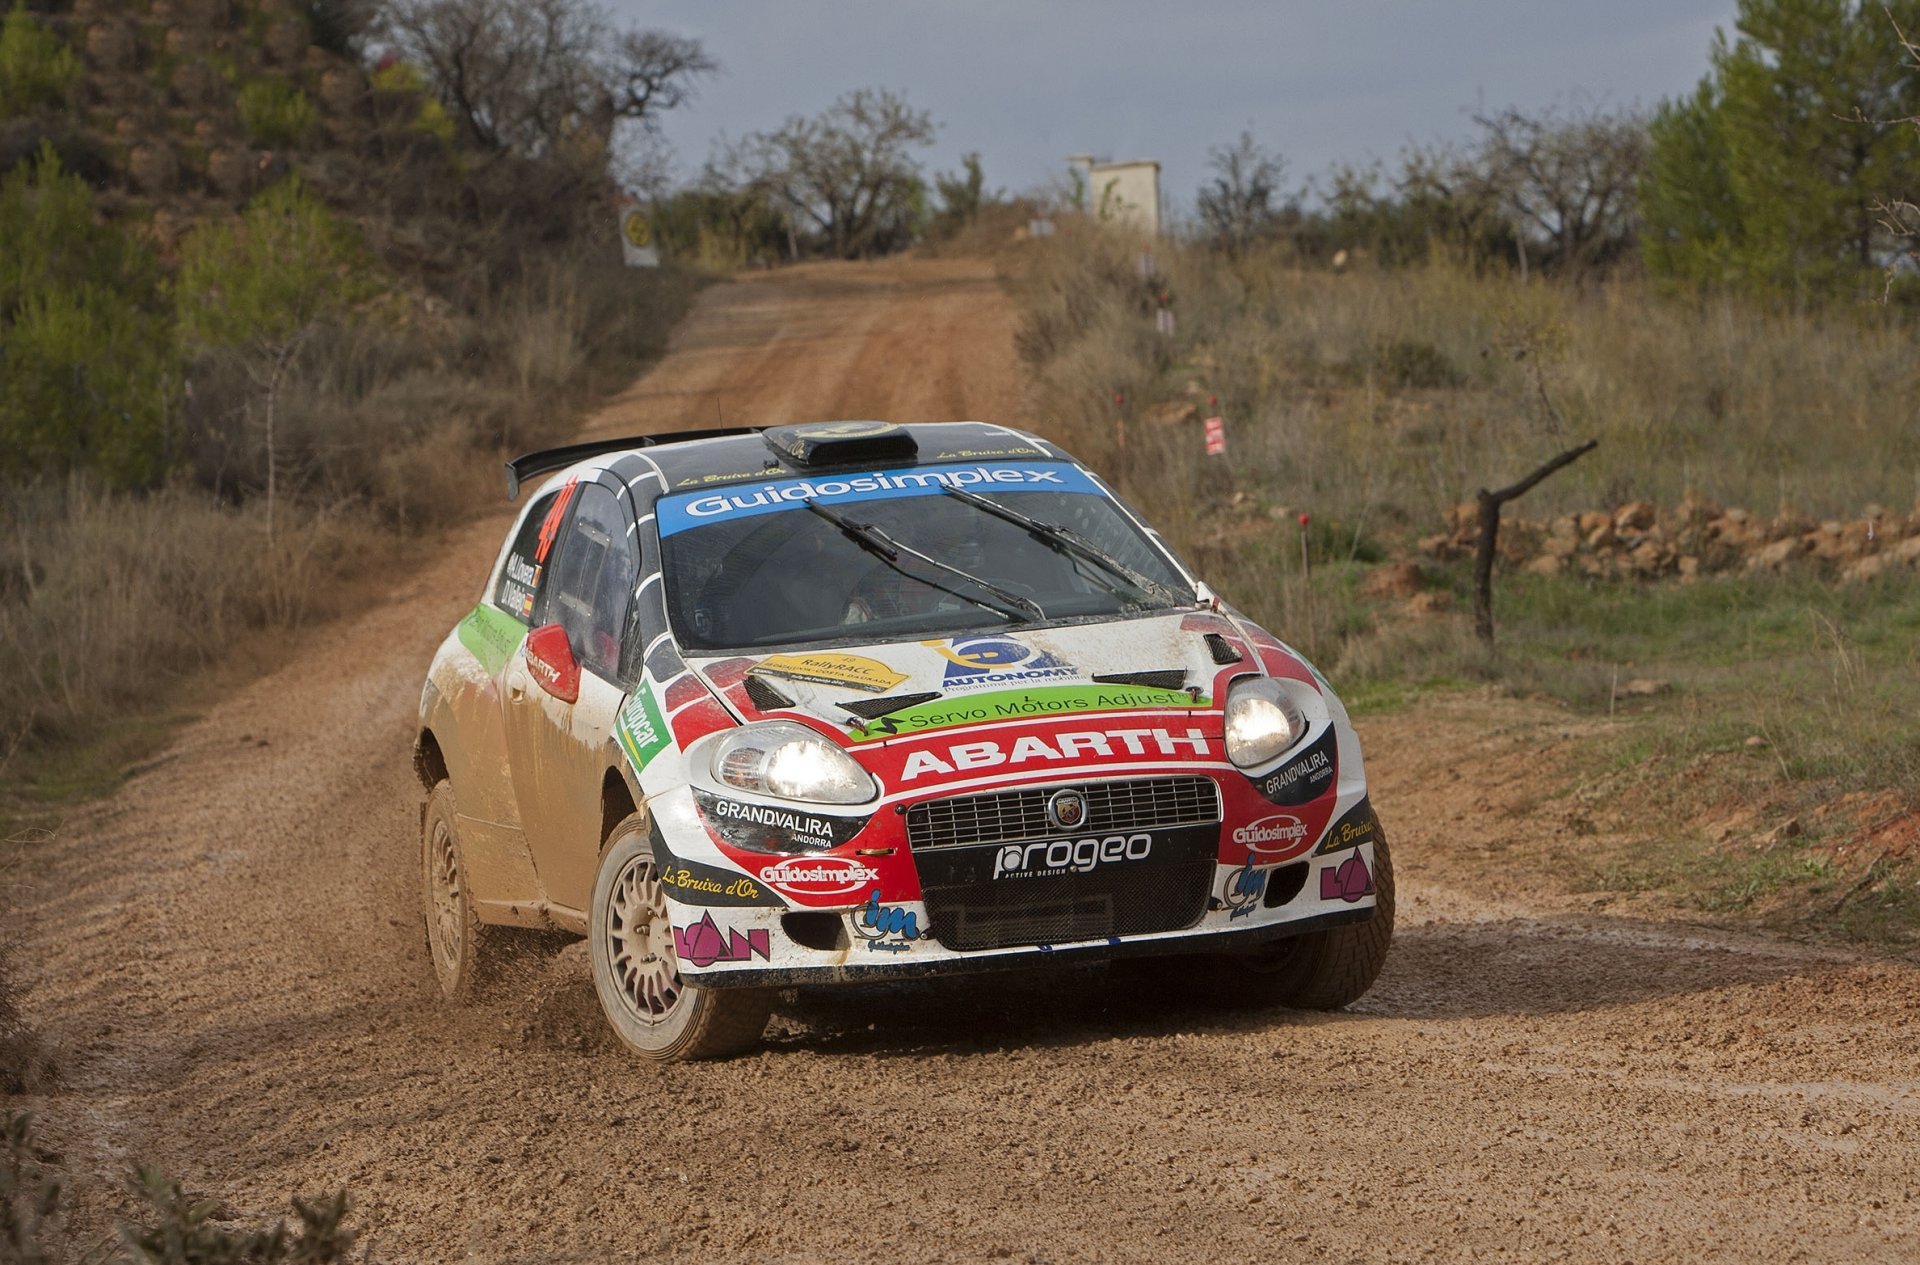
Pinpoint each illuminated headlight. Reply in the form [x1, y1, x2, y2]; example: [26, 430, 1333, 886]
[1224, 678, 1306, 768]
[710, 721, 877, 805]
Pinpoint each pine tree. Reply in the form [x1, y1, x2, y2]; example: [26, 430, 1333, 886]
[1641, 0, 1920, 299]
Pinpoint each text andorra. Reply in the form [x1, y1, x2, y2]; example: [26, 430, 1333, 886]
[900, 728, 1211, 780]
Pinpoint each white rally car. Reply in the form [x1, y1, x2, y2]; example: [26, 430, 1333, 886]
[415, 421, 1392, 1059]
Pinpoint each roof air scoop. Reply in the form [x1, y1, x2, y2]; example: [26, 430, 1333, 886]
[763, 421, 918, 467]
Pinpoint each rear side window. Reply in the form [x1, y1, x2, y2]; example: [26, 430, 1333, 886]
[534, 483, 638, 682]
[494, 488, 565, 622]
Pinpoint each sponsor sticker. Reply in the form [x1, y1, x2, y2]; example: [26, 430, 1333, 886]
[616, 686, 670, 771]
[751, 652, 907, 695]
[456, 603, 527, 676]
[925, 636, 1078, 692]
[1319, 851, 1375, 903]
[992, 832, 1153, 880]
[651, 829, 780, 907]
[1219, 860, 1267, 919]
[853, 890, 930, 952]
[845, 684, 1205, 742]
[672, 912, 770, 968]
[1232, 812, 1312, 860]
[1255, 728, 1337, 806]
[1314, 797, 1379, 856]
[654, 462, 1102, 536]
[692, 790, 867, 851]
[759, 855, 883, 900]
[900, 727, 1210, 781]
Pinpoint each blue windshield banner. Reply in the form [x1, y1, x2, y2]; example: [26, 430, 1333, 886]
[655, 461, 1103, 537]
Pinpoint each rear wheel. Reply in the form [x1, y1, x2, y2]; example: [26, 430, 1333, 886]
[421, 781, 495, 1001]
[588, 812, 772, 1061]
[1220, 828, 1396, 1010]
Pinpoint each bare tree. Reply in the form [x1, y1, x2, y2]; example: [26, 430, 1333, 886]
[1196, 130, 1286, 253]
[742, 89, 935, 259]
[382, 0, 715, 160]
[1473, 103, 1647, 276]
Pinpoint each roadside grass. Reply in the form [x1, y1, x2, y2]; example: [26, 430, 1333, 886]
[1014, 223, 1919, 948]
[1337, 566, 1920, 949]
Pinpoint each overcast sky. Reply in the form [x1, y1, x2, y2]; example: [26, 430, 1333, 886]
[610, 1, 1738, 215]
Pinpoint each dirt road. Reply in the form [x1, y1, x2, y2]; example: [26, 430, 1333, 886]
[9, 257, 1918, 1264]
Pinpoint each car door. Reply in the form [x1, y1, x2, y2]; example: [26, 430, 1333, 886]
[500, 476, 641, 916]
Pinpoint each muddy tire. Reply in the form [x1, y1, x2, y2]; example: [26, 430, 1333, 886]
[588, 812, 772, 1061]
[421, 781, 496, 1001]
[1221, 828, 1396, 1010]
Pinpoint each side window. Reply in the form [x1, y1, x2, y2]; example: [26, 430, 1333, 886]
[534, 483, 638, 682]
[493, 489, 563, 623]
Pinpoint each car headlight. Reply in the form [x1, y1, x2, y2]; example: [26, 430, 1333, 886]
[710, 721, 877, 805]
[1224, 677, 1306, 768]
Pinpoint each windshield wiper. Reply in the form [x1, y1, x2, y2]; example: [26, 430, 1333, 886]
[940, 486, 1188, 609]
[804, 500, 1045, 623]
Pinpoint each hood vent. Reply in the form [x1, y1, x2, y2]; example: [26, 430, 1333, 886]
[743, 674, 795, 712]
[840, 691, 943, 720]
[1091, 669, 1188, 691]
[1204, 633, 1244, 665]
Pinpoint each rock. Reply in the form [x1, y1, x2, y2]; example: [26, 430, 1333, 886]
[1416, 533, 1453, 559]
[206, 147, 257, 199]
[1627, 540, 1668, 576]
[1748, 537, 1805, 571]
[265, 17, 311, 65]
[1584, 522, 1617, 550]
[1842, 554, 1894, 584]
[1147, 399, 1197, 426]
[1362, 561, 1427, 599]
[1678, 555, 1701, 581]
[1402, 591, 1453, 618]
[1760, 817, 1803, 847]
[1894, 536, 1920, 564]
[1522, 554, 1566, 578]
[1618, 678, 1671, 698]
[1744, 735, 1767, 749]
[1614, 501, 1657, 532]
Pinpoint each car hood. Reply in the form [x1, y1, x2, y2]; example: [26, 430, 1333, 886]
[691, 610, 1252, 738]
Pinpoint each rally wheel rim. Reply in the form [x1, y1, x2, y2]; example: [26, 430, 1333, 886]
[426, 816, 465, 985]
[606, 857, 682, 1024]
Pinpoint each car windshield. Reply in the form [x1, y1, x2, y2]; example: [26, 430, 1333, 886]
[656, 461, 1194, 651]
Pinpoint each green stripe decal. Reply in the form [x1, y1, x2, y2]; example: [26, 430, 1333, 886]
[848, 684, 1208, 742]
[456, 603, 527, 676]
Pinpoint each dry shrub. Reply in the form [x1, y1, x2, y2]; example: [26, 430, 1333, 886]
[0, 483, 377, 745]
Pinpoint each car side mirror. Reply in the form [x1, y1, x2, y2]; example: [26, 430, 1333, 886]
[525, 623, 581, 703]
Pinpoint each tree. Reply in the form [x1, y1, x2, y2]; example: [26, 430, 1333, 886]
[742, 89, 935, 259]
[1474, 104, 1647, 276]
[0, 146, 173, 488]
[1642, 0, 1920, 298]
[382, 0, 715, 162]
[1196, 131, 1286, 254]
[176, 179, 370, 537]
[0, 3, 80, 119]
[931, 151, 993, 237]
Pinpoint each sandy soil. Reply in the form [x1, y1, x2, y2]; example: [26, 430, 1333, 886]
[8, 257, 1918, 1264]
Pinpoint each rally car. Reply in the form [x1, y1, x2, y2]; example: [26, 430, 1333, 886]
[414, 420, 1392, 1059]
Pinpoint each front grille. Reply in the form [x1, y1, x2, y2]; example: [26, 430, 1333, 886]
[915, 825, 1218, 951]
[906, 775, 1220, 851]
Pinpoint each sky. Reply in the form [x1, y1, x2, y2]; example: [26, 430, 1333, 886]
[608, 0, 1738, 216]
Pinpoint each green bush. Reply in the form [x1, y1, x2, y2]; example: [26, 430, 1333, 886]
[236, 79, 319, 148]
[0, 145, 175, 487]
[0, 4, 79, 119]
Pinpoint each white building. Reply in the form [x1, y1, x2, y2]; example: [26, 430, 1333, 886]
[1067, 154, 1161, 237]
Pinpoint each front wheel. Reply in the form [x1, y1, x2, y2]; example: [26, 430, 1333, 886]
[1217, 826, 1396, 1010]
[421, 780, 495, 1001]
[588, 812, 772, 1061]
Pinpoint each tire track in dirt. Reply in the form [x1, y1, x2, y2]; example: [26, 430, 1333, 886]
[9, 258, 1918, 1264]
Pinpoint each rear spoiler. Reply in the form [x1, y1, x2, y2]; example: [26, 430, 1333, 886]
[503, 427, 762, 498]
